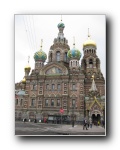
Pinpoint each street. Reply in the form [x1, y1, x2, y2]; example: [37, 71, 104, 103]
[15, 121, 105, 136]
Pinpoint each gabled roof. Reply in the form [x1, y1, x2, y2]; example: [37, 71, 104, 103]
[88, 96, 103, 110]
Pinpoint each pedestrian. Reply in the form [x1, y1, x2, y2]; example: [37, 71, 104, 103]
[83, 118, 88, 130]
[23, 118, 26, 123]
[87, 120, 89, 128]
[90, 119, 92, 128]
[98, 121, 100, 126]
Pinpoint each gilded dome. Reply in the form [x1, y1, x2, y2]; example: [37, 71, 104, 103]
[34, 50, 47, 62]
[67, 47, 81, 60]
[24, 64, 31, 71]
[22, 78, 26, 84]
[83, 37, 96, 48]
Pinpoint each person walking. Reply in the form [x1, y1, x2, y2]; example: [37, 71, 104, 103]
[90, 119, 92, 128]
[83, 118, 88, 130]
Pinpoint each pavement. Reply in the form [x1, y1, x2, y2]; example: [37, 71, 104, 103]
[15, 121, 105, 136]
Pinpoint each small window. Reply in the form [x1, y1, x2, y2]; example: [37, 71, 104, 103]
[20, 99, 23, 106]
[76, 61, 77, 66]
[33, 85, 36, 90]
[72, 99, 75, 107]
[89, 59, 93, 68]
[45, 100, 48, 106]
[57, 84, 61, 91]
[16, 99, 18, 105]
[50, 53, 52, 62]
[64, 52, 67, 62]
[31, 99, 35, 106]
[72, 84, 76, 90]
[56, 51, 60, 61]
[57, 99, 60, 106]
[52, 84, 55, 90]
[46, 84, 49, 90]
[51, 99, 54, 106]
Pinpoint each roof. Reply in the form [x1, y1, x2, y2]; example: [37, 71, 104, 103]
[16, 90, 25, 96]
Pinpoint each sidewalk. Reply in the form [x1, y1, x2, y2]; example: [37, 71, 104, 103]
[53, 124, 105, 135]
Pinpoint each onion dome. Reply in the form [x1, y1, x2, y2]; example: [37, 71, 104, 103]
[57, 15, 65, 28]
[34, 40, 47, 62]
[21, 77, 26, 84]
[57, 22, 65, 28]
[34, 50, 47, 62]
[24, 64, 31, 71]
[24, 56, 31, 71]
[83, 29, 97, 48]
[83, 37, 96, 48]
[67, 47, 81, 60]
[67, 38, 81, 60]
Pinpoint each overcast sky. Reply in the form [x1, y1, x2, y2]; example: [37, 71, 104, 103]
[15, 15, 105, 83]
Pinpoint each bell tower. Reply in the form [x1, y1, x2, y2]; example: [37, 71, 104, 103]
[81, 29, 103, 79]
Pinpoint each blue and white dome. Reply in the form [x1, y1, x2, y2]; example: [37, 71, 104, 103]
[67, 47, 81, 60]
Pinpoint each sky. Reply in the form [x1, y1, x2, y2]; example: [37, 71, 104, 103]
[15, 15, 106, 83]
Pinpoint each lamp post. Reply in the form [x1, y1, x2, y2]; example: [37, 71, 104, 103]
[60, 108, 64, 127]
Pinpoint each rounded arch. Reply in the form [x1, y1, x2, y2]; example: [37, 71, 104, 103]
[56, 51, 60, 61]
[70, 93, 77, 98]
[40, 62, 68, 75]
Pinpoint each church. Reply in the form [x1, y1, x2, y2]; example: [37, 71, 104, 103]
[15, 18, 105, 124]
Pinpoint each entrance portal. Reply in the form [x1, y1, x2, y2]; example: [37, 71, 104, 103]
[92, 114, 101, 125]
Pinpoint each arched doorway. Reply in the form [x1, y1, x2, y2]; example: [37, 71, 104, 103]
[92, 114, 101, 125]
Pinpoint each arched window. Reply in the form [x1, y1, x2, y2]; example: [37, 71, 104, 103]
[56, 51, 60, 61]
[76, 61, 77, 66]
[64, 52, 67, 62]
[71, 61, 72, 67]
[50, 53, 52, 62]
[73, 61, 75, 66]
[89, 59, 93, 68]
